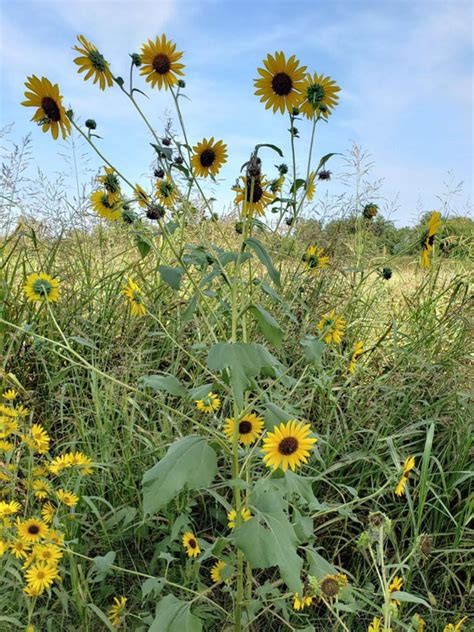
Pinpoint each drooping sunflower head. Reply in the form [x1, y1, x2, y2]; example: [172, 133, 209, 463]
[156, 177, 178, 207]
[223, 413, 264, 446]
[21, 76, 71, 140]
[17, 517, 49, 543]
[182, 531, 201, 558]
[254, 52, 307, 114]
[420, 211, 442, 268]
[140, 35, 185, 90]
[233, 176, 275, 217]
[123, 277, 146, 317]
[23, 273, 60, 304]
[316, 310, 346, 345]
[191, 137, 228, 178]
[262, 419, 317, 472]
[303, 245, 329, 272]
[195, 392, 220, 414]
[299, 72, 340, 120]
[98, 167, 121, 204]
[73, 35, 113, 90]
[90, 190, 122, 221]
[320, 573, 348, 598]
[305, 171, 317, 201]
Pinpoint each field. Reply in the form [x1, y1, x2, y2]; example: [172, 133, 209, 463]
[0, 27, 473, 632]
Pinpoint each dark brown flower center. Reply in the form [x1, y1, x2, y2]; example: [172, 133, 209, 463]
[239, 420, 252, 434]
[245, 179, 263, 204]
[28, 524, 40, 535]
[272, 72, 293, 96]
[153, 53, 171, 74]
[189, 538, 197, 548]
[278, 437, 298, 455]
[200, 148, 216, 168]
[41, 97, 61, 122]
[307, 256, 320, 268]
[321, 577, 339, 597]
[37, 571, 45, 580]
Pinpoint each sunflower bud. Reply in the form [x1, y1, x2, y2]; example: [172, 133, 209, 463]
[382, 267, 392, 280]
[178, 79, 186, 88]
[235, 222, 243, 234]
[174, 155, 184, 165]
[211, 212, 219, 223]
[154, 168, 165, 179]
[277, 163, 288, 175]
[85, 119, 97, 130]
[292, 106, 300, 116]
[162, 137, 171, 147]
[318, 169, 332, 181]
[146, 204, 165, 221]
[121, 205, 138, 224]
[130, 53, 142, 67]
[285, 216, 294, 226]
[115, 76, 124, 87]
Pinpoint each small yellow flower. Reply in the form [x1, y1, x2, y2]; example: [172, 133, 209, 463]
[233, 175, 275, 217]
[293, 592, 313, 610]
[395, 456, 415, 497]
[41, 502, 56, 524]
[210, 560, 227, 583]
[31, 423, 50, 454]
[0, 539, 9, 556]
[303, 245, 329, 272]
[90, 190, 122, 221]
[17, 518, 49, 543]
[32, 479, 51, 499]
[262, 420, 317, 472]
[368, 618, 382, 632]
[134, 184, 150, 208]
[98, 166, 121, 204]
[195, 392, 220, 414]
[182, 531, 201, 558]
[0, 500, 21, 516]
[421, 211, 442, 268]
[31, 543, 63, 565]
[227, 507, 252, 529]
[316, 310, 346, 345]
[388, 575, 403, 605]
[443, 617, 467, 632]
[0, 440, 14, 451]
[73, 35, 114, 90]
[223, 414, 264, 446]
[123, 277, 146, 317]
[23, 273, 60, 303]
[10, 540, 31, 559]
[299, 72, 341, 119]
[156, 176, 178, 207]
[306, 172, 316, 201]
[56, 489, 79, 507]
[349, 341, 364, 373]
[25, 561, 59, 595]
[2, 389, 17, 401]
[108, 596, 127, 627]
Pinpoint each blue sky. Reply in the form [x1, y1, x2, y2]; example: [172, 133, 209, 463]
[1, 0, 472, 225]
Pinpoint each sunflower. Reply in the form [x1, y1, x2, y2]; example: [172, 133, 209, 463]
[0, 539, 8, 556]
[56, 489, 79, 507]
[23, 273, 60, 303]
[0, 418, 18, 438]
[156, 177, 178, 207]
[140, 35, 184, 90]
[90, 190, 122, 221]
[10, 540, 30, 559]
[227, 507, 252, 529]
[73, 35, 113, 90]
[191, 137, 228, 178]
[421, 211, 442, 268]
[0, 500, 21, 516]
[443, 618, 467, 632]
[223, 413, 264, 446]
[306, 172, 317, 201]
[210, 560, 226, 583]
[182, 531, 201, 558]
[123, 277, 146, 317]
[293, 592, 313, 611]
[32, 479, 51, 500]
[195, 392, 220, 413]
[299, 72, 341, 119]
[262, 420, 317, 472]
[2, 389, 17, 401]
[303, 245, 329, 272]
[41, 502, 56, 524]
[233, 176, 275, 217]
[31, 543, 63, 565]
[0, 440, 14, 452]
[395, 456, 415, 497]
[25, 561, 59, 595]
[413, 614, 426, 631]
[134, 184, 150, 208]
[98, 167, 121, 204]
[254, 52, 306, 114]
[368, 618, 383, 632]
[21, 76, 71, 140]
[316, 310, 346, 345]
[31, 423, 50, 454]
[320, 573, 348, 598]
[108, 596, 127, 627]
[388, 576, 403, 605]
[17, 518, 49, 543]
[349, 341, 364, 373]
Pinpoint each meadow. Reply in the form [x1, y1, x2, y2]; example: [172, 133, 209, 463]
[0, 31, 472, 632]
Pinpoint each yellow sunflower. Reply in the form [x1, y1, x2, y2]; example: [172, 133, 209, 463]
[31, 543, 63, 566]
[17, 518, 49, 543]
[254, 52, 306, 114]
[32, 479, 51, 500]
[395, 456, 415, 497]
[98, 167, 121, 204]
[210, 560, 226, 583]
[156, 177, 178, 207]
[368, 618, 383, 632]
[182, 531, 201, 558]
[123, 277, 146, 317]
[443, 617, 467, 632]
[293, 592, 313, 611]
[31, 423, 50, 454]
[90, 190, 122, 221]
[73, 35, 113, 90]
[56, 489, 79, 507]
[25, 561, 59, 595]
[10, 540, 31, 559]
[348, 341, 364, 373]
[305, 171, 317, 201]
[227, 507, 252, 529]
[108, 596, 127, 627]
[316, 310, 346, 345]
[195, 392, 220, 413]
[421, 211, 442, 268]
[135, 184, 150, 208]
[233, 176, 275, 217]
[41, 502, 56, 524]
[23, 273, 60, 303]
[2, 389, 18, 401]
[21, 75, 71, 140]
[389, 575, 403, 605]
[303, 245, 329, 272]
[299, 72, 341, 119]
[191, 137, 228, 178]
[140, 35, 185, 90]
[262, 420, 317, 472]
[223, 413, 264, 446]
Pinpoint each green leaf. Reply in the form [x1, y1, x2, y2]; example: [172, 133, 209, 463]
[315, 152, 341, 174]
[233, 479, 303, 593]
[139, 374, 187, 397]
[248, 304, 284, 347]
[91, 551, 116, 582]
[142, 577, 164, 599]
[244, 237, 281, 287]
[142, 436, 217, 515]
[207, 342, 284, 407]
[390, 591, 431, 608]
[158, 266, 183, 290]
[181, 295, 198, 324]
[136, 237, 152, 258]
[306, 548, 338, 579]
[254, 143, 284, 157]
[150, 142, 173, 161]
[70, 335, 98, 351]
[149, 594, 202, 632]
[301, 336, 326, 364]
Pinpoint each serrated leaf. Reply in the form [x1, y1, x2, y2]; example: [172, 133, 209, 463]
[142, 436, 217, 515]
[149, 594, 202, 632]
[244, 237, 281, 287]
[158, 265, 183, 289]
[139, 374, 187, 397]
[248, 304, 283, 347]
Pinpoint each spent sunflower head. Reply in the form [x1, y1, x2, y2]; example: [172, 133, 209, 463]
[73, 35, 113, 90]
[21, 76, 71, 140]
[140, 35, 184, 90]
[254, 52, 307, 114]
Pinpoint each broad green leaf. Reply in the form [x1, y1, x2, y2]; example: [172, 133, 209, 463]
[264, 403, 300, 429]
[139, 374, 187, 397]
[188, 383, 213, 400]
[136, 237, 152, 258]
[244, 237, 281, 287]
[142, 436, 217, 515]
[158, 265, 183, 290]
[315, 152, 341, 174]
[207, 342, 284, 407]
[150, 142, 173, 161]
[254, 142, 284, 157]
[390, 591, 431, 608]
[142, 577, 164, 599]
[181, 295, 197, 324]
[149, 594, 202, 632]
[282, 471, 321, 510]
[248, 304, 284, 347]
[301, 335, 326, 364]
[306, 548, 338, 578]
[91, 551, 116, 582]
